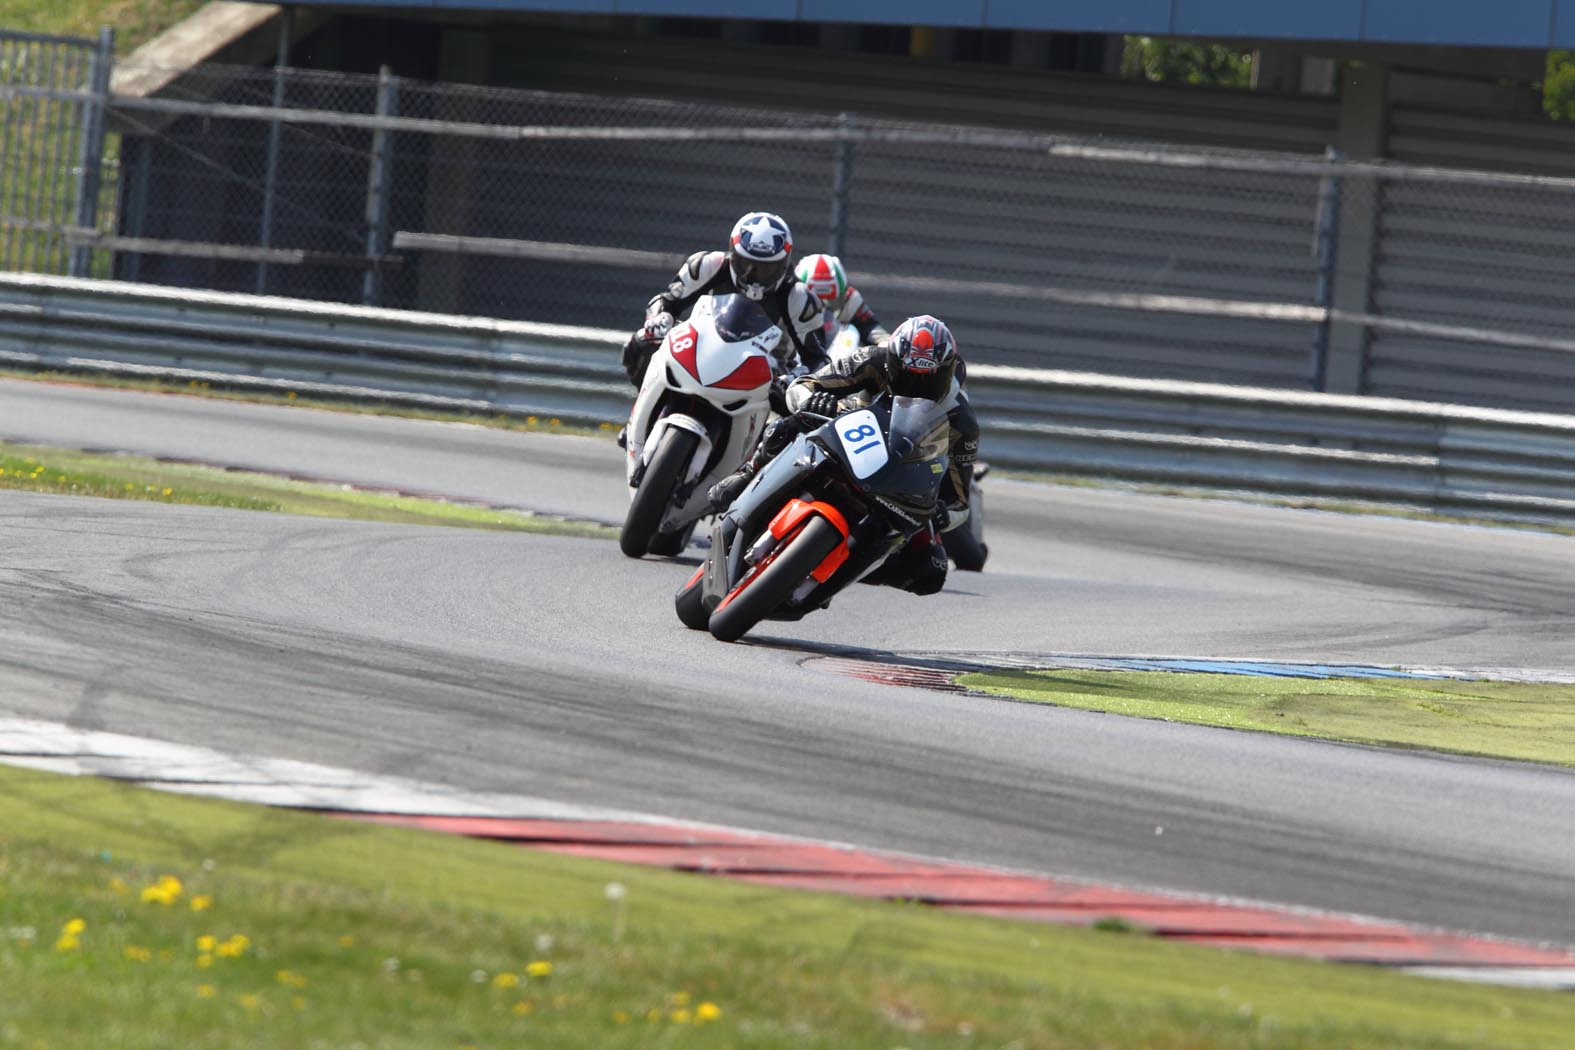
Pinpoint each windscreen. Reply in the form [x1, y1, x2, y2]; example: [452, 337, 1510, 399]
[711, 294, 779, 343]
[887, 396, 951, 465]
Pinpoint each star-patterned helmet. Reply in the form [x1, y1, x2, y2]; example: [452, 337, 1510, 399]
[795, 253, 849, 312]
[727, 212, 793, 301]
[887, 315, 958, 400]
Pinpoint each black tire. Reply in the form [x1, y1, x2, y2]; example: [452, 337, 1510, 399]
[944, 529, 989, 572]
[620, 428, 700, 559]
[674, 565, 709, 630]
[708, 516, 843, 643]
[648, 520, 694, 558]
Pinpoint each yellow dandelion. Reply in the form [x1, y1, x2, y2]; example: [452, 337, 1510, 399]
[524, 960, 552, 978]
[197, 954, 213, 969]
[339, 935, 354, 948]
[196, 984, 216, 998]
[54, 934, 79, 952]
[526, 416, 538, 425]
[62, 919, 86, 936]
[123, 945, 152, 962]
[511, 1001, 533, 1016]
[238, 993, 260, 1011]
[107, 877, 128, 895]
[189, 895, 213, 912]
[161, 487, 173, 497]
[696, 1002, 721, 1023]
[670, 1008, 692, 1025]
[613, 1011, 630, 1024]
[124, 483, 133, 491]
[287, 391, 297, 400]
[491, 972, 519, 989]
[668, 991, 690, 1006]
[196, 935, 217, 953]
[216, 934, 250, 958]
[275, 970, 307, 989]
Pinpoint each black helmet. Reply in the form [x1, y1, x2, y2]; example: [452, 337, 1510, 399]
[886, 315, 958, 400]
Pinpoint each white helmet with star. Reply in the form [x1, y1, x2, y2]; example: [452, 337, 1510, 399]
[727, 212, 793, 301]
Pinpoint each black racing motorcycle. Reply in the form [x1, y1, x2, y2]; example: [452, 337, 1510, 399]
[675, 392, 951, 642]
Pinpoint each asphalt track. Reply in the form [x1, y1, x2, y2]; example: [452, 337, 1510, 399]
[1, 378, 1573, 946]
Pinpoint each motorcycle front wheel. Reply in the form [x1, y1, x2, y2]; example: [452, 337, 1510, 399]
[620, 428, 700, 558]
[708, 515, 843, 643]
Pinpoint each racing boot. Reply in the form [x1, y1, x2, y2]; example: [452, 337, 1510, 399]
[707, 462, 757, 511]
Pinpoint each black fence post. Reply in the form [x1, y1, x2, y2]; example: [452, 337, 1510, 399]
[828, 111, 856, 258]
[69, 25, 113, 277]
[362, 65, 398, 306]
[1310, 146, 1345, 391]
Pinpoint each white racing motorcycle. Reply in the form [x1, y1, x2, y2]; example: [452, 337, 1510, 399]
[620, 293, 783, 558]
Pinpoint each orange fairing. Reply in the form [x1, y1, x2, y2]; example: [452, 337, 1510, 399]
[766, 499, 851, 582]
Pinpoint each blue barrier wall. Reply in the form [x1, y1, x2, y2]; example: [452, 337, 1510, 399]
[270, 0, 1575, 48]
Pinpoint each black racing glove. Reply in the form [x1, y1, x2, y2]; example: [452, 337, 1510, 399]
[798, 391, 838, 420]
[768, 376, 791, 416]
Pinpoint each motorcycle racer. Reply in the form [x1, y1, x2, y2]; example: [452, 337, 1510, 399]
[620, 212, 829, 390]
[795, 253, 888, 351]
[708, 315, 979, 595]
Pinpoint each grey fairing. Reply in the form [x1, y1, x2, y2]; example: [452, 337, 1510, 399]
[703, 436, 826, 604]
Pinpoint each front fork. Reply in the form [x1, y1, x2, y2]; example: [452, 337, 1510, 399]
[702, 436, 823, 610]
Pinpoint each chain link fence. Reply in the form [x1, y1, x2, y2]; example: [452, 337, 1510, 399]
[8, 46, 1575, 414]
[0, 29, 112, 277]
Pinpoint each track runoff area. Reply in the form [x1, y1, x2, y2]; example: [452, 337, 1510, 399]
[6, 656, 1573, 992]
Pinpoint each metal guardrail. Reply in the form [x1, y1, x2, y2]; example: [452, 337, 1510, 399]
[2, 271, 1573, 523]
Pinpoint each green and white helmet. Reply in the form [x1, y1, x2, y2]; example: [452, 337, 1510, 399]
[795, 253, 849, 312]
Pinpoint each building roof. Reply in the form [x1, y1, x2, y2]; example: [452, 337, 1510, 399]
[272, 0, 1575, 50]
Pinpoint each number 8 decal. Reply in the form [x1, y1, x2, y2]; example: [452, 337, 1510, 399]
[836, 409, 889, 479]
[839, 418, 882, 456]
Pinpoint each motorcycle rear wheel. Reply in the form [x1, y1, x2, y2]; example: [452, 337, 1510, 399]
[620, 428, 700, 558]
[943, 529, 989, 572]
[708, 516, 843, 643]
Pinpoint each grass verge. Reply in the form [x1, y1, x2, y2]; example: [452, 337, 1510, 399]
[957, 670, 1575, 767]
[9, 0, 208, 53]
[0, 369, 615, 438]
[0, 440, 616, 539]
[1, 765, 1572, 1049]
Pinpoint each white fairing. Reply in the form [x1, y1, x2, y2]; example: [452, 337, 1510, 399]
[827, 322, 861, 356]
[625, 295, 780, 532]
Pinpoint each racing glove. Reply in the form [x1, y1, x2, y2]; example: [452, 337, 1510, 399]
[798, 391, 839, 420]
[639, 311, 674, 346]
[768, 376, 792, 416]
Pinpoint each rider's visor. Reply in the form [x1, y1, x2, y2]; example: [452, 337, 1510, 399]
[730, 253, 789, 291]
